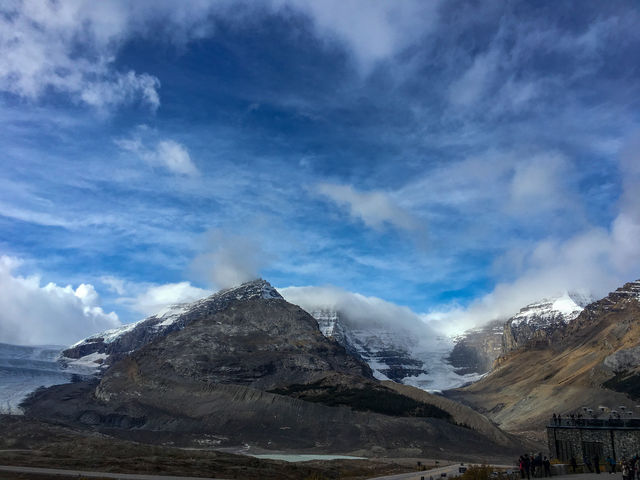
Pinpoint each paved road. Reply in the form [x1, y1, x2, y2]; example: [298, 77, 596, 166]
[553, 474, 623, 480]
[0, 465, 228, 480]
[369, 467, 626, 480]
[367, 463, 514, 480]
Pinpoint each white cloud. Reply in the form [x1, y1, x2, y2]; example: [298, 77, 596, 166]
[155, 140, 198, 176]
[447, 15, 624, 115]
[424, 135, 640, 335]
[398, 149, 579, 222]
[116, 134, 198, 176]
[0, 256, 120, 345]
[100, 275, 126, 296]
[0, 0, 437, 110]
[191, 230, 270, 290]
[79, 71, 160, 111]
[508, 153, 574, 215]
[449, 49, 499, 108]
[98, 276, 210, 317]
[278, 0, 440, 70]
[123, 282, 209, 316]
[0, 1, 160, 111]
[280, 284, 434, 337]
[317, 183, 420, 231]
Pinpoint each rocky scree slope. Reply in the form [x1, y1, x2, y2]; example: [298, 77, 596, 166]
[446, 280, 640, 440]
[23, 280, 523, 458]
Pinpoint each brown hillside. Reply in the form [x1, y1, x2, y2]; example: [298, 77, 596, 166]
[446, 281, 640, 441]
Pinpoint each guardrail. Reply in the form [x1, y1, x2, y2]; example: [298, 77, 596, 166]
[549, 418, 640, 428]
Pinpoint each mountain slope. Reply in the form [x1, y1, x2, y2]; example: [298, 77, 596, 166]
[448, 320, 505, 375]
[446, 280, 640, 441]
[23, 279, 525, 459]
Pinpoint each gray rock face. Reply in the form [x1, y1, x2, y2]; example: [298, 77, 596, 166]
[448, 320, 505, 375]
[604, 346, 640, 372]
[97, 296, 371, 394]
[310, 309, 428, 382]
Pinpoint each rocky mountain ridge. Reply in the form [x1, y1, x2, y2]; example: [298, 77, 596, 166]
[23, 279, 526, 459]
[61, 280, 280, 370]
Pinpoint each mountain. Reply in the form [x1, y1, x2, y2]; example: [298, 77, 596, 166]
[311, 309, 428, 382]
[447, 320, 505, 375]
[23, 279, 525, 459]
[61, 280, 282, 370]
[447, 292, 594, 377]
[502, 291, 595, 353]
[311, 308, 483, 391]
[445, 280, 640, 441]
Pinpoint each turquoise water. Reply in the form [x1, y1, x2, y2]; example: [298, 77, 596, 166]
[250, 454, 366, 462]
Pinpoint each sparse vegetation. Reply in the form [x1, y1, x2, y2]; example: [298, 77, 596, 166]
[0, 415, 414, 480]
[459, 465, 511, 480]
[269, 381, 452, 420]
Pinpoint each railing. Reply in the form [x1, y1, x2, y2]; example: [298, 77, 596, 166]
[549, 418, 640, 428]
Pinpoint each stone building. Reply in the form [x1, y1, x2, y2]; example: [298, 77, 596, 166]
[548, 416, 640, 462]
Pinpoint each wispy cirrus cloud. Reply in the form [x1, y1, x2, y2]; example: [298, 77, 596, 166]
[317, 183, 421, 232]
[0, 1, 160, 111]
[116, 129, 199, 176]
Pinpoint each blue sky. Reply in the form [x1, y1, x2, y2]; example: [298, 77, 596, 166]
[1, 0, 640, 345]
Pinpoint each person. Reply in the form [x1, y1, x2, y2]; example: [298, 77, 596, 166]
[553, 413, 557, 425]
[584, 455, 593, 473]
[524, 454, 531, 480]
[571, 457, 578, 473]
[594, 454, 601, 474]
[623, 460, 630, 480]
[519, 456, 525, 479]
[543, 456, 551, 477]
[607, 456, 616, 474]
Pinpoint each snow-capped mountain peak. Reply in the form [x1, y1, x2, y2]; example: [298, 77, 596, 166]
[510, 290, 594, 327]
[62, 279, 282, 370]
[503, 290, 596, 353]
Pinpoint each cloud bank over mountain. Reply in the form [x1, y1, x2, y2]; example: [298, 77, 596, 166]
[0, 256, 120, 345]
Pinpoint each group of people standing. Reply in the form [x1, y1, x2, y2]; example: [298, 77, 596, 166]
[568, 454, 640, 478]
[518, 453, 552, 478]
[552, 412, 587, 426]
[618, 456, 640, 480]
